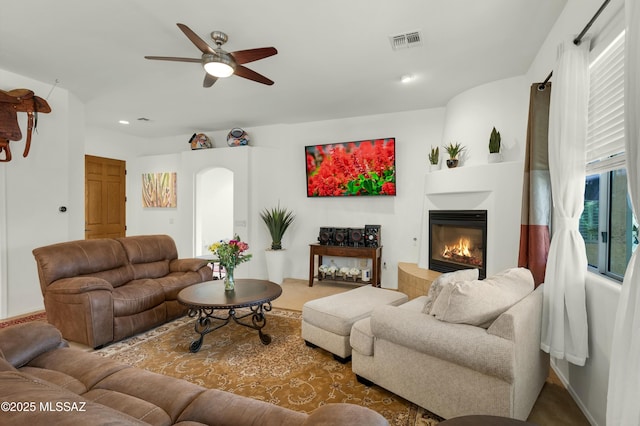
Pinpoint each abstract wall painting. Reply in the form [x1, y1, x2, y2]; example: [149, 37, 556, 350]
[142, 172, 177, 208]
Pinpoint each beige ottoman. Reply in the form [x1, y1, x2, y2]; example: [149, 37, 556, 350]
[302, 285, 408, 362]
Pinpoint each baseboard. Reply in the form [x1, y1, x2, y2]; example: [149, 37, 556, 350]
[550, 359, 598, 426]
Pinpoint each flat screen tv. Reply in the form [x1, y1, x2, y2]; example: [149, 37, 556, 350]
[305, 137, 396, 197]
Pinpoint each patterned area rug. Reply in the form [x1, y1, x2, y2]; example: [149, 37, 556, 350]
[0, 311, 47, 328]
[96, 309, 443, 425]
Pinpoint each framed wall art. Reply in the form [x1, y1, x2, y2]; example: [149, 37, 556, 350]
[142, 172, 177, 208]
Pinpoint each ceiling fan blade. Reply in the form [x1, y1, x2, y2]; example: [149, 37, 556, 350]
[230, 47, 278, 65]
[234, 65, 274, 86]
[203, 73, 218, 88]
[145, 56, 201, 63]
[176, 23, 215, 54]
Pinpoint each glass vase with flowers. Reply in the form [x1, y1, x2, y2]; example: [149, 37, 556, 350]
[208, 235, 252, 291]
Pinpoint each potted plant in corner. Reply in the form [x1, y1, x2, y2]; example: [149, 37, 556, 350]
[488, 126, 503, 163]
[260, 203, 295, 285]
[444, 142, 465, 168]
[428, 146, 440, 172]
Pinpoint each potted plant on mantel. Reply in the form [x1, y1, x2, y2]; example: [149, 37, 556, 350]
[428, 146, 440, 172]
[488, 126, 503, 163]
[444, 142, 465, 168]
[260, 203, 295, 285]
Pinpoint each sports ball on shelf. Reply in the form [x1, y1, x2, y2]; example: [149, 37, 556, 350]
[227, 128, 250, 146]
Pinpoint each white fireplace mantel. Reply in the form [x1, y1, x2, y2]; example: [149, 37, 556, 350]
[418, 161, 525, 277]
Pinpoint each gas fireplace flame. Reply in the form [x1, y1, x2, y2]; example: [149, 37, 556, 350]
[443, 238, 472, 259]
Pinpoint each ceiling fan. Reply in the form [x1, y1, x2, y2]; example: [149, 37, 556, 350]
[145, 23, 277, 87]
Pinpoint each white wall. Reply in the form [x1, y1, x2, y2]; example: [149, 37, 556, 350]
[417, 75, 529, 279]
[441, 76, 528, 166]
[418, 161, 525, 277]
[248, 110, 446, 286]
[0, 69, 83, 317]
[120, 109, 446, 288]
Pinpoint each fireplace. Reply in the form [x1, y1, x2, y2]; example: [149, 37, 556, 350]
[429, 210, 487, 279]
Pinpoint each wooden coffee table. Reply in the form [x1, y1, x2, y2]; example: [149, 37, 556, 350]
[178, 279, 282, 353]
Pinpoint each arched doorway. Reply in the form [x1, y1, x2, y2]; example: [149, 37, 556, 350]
[194, 167, 234, 255]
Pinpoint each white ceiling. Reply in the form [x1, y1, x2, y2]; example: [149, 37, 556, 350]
[0, 0, 567, 138]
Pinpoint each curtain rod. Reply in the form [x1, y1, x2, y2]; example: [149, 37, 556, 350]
[537, 0, 611, 91]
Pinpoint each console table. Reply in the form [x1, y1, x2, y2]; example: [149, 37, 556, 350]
[308, 244, 382, 287]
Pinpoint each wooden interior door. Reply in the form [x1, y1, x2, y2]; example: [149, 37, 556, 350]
[85, 155, 126, 239]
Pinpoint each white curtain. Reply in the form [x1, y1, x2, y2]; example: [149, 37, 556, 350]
[607, 0, 640, 423]
[540, 38, 590, 366]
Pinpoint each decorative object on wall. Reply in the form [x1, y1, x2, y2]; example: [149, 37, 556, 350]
[488, 126, 503, 163]
[428, 146, 440, 172]
[142, 172, 177, 208]
[0, 88, 51, 162]
[305, 138, 396, 197]
[227, 127, 250, 146]
[189, 133, 212, 150]
[444, 142, 465, 168]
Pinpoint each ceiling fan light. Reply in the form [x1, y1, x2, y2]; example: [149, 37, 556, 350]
[203, 53, 236, 78]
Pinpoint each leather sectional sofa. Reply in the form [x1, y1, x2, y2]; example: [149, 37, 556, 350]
[32, 235, 213, 348]
[0, 322, 389, 425]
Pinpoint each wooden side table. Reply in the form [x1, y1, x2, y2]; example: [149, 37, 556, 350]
[308, 244, 382, 287]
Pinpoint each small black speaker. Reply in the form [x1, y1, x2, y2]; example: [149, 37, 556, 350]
[334, 228, 350, 246]
[349, 228, 365, 247]
[364, 225, 381, 247]
[318, 227, 335, 245]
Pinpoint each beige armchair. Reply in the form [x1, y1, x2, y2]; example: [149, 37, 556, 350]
[350, 269, 548, 421]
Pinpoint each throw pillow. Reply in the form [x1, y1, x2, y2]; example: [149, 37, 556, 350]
[422, 268, 479, 315]
[433, 267, 534, 328]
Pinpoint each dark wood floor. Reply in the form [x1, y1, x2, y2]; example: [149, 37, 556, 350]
[528, 369, 590, 425]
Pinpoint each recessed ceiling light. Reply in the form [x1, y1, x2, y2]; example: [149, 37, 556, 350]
[401, 75, 414, 84]
[119, 120, 130, 125]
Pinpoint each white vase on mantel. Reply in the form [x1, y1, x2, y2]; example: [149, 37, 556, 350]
[264, 249, 286, 285]
[488, 153, 503, 163]
[429, 163, 440, 172]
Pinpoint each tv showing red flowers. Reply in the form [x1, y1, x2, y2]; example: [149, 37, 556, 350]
[305, 138, 396, 197]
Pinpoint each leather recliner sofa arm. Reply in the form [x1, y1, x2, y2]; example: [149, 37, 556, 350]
[302, 403, 389, 426]
[45, 277, 114, 295]
[0, 322, 67, 368]
[169, 258, 210, 273]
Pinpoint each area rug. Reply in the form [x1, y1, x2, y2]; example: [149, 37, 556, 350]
[96, 308, 443, 425]
[0, 311, 47, 329]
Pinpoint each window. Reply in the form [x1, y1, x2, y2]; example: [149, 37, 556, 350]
[579, 31, 638, 281]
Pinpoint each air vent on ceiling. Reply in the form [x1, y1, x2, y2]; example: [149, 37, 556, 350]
[389, 31, 423, 50]
[137, 117, 151, 122]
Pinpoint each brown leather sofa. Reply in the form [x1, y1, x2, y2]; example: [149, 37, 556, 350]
[0, 322, 389, 425]
[32, 235, 213, 348]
